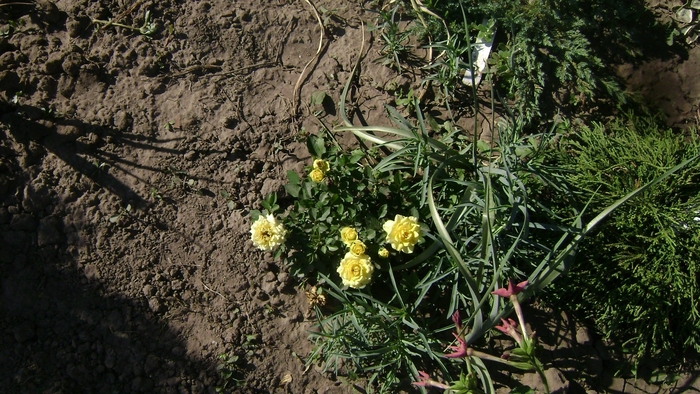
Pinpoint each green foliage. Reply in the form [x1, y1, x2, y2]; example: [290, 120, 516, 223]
[370, 0, 648, 122]
[279, 94, 596, 392]
[370, 4, 413, 73]
[215, 353, 245, 393]
[250, 99, 698, 392]
[542, 115, 700, 358]
[281, 132, 421, 278]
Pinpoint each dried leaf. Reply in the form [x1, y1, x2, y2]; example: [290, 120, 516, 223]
[279, 372, 292, 385]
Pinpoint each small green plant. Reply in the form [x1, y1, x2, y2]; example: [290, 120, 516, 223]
[393, 87, 416, 111]
[108, 204, 132, 224]
[149, 187, 162, 201]
[215, 354, 245, 393]
[318, 5, 347, 26]
[0, 17, 25, 37]
[219, 190, 236, 210]
[371, 4, 412, 73]
[166, 167, 196, 191]
[10, 91, 23, 106]
[91, 9, 158, 36]
[309, 90, 333, 117]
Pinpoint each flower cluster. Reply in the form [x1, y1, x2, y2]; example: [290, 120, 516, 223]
[337, 227, 373, 289]
[250, 214, 287, 251]
[309, 159, 330, 183]
[249, 148, 427, 294]
[335, 216, 425, 289]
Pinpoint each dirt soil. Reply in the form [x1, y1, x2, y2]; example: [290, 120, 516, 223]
[0, 1, 698, 394]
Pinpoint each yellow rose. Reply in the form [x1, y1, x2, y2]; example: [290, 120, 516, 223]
[348, 240, 366, 257]
[383, 214, 424, 254]
[250, 214, 286, 251]
[313, 159, 330, 173]
[340, 226, 358, 245]
[337, 252, 373, 289]
[309, 168, 325, 183]
[378, 247, 389, 258]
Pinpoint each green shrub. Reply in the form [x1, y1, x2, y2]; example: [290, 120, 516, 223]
[374, 0, 655, 122]
[543, 115, 700, 358]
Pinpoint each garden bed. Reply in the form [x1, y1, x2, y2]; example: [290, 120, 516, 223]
[0, 0, 698, 393]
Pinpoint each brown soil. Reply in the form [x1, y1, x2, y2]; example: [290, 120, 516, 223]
[0, 1, 698, 393]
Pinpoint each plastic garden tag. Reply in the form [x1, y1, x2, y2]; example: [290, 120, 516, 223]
[463, 19, 497, 87]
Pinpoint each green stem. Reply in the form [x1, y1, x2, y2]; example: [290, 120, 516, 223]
[92, 19, 139, 31]
[470, 349, 511, 366]
[511, 296, 529, 338]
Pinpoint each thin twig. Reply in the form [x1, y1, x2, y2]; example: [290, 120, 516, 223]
[201, 280, 229, 302]
[0, 2, 34, 7]
[409, 0, 450, 63]
[293, 0, 325, 116]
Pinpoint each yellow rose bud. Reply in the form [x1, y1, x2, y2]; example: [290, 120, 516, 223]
[250, 214, 286, 251]
[378, 247, 389, 258]
[348, 240, 366, 257]
[340, 226, 358, 245]
[309, 168, 325, 183]
[383, 214, 424, 254]
[313, 159, 330, 173]
[337, 252, 373, 289]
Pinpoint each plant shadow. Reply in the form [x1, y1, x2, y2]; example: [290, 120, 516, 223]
[0, 105, 241, 392]
[506, 302, 700, 394]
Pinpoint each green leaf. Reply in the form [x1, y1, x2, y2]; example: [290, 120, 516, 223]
[310, 90, 327, 106]
[287, 170, 300, 185]
[307, 134, 327, 158]
[676, 8, 693, 24]
[286, 183, 301, 198]
[349, 149, 364, 163]
[250, 210, 261, 221]
[319, 206, 331, 221]
[378, 204, 388, 219]
[303, 181, 314, 199]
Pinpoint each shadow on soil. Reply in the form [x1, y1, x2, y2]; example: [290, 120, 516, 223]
[0, 106, 226, 392]
[526, 304, 700, 394]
